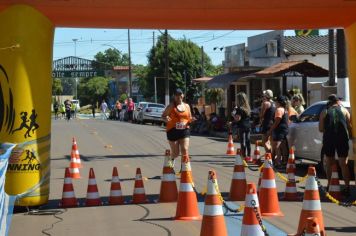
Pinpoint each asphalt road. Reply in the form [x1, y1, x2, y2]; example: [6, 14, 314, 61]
[9, 118, 356, 236]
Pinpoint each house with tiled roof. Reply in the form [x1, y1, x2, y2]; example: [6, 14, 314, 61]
[213, 30, 334, 115]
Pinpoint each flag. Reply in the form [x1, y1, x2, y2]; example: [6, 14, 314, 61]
[0, 143, 16, 236]
[295, 29, 319, 36]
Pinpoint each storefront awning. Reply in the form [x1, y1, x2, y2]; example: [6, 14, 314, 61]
[207, 71, 256, 89]
[253, 60, 329, 78]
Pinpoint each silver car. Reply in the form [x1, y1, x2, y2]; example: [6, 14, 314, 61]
[287, 101, 354, 174]
[136, 102, 165, 125]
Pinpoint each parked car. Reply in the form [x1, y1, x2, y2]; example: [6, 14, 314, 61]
[287, 100, 354, 175]
[136, 102, 165, 125]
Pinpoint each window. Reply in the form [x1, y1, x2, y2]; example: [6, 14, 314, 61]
[148, 104, 165, 108]
[299, 104, 326, 122]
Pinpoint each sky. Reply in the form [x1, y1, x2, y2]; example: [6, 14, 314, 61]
[53, 29, 326, 66]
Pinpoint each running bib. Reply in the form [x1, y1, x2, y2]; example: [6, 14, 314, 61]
[176, 122, 186, 130]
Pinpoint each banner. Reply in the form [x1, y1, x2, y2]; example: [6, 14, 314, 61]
[0, 143, 16, 236]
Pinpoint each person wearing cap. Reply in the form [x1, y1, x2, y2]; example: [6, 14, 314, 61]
[266, 95, 289, 168]
[259, 89, 275, 153]
[292, 94, 305, 115]
[319, 94, 352, 196]
[162, 88, 193, 161]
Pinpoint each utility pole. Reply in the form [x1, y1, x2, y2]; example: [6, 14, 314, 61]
[72, 38, 78, 57]
[336, 29, 349, 101]
[153, 31, 155, 48]
[164, 30, 170, 106]
[128, 29, 132, 97]
[201, 46, 206, 105]
[328, 29, 335, 86]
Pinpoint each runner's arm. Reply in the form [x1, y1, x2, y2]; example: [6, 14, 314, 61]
[162, 104, 173, 121]
[318, 110, 326, 133]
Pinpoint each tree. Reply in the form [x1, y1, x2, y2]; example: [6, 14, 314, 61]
[93, 48, 129, 70]
[52, 78, 63, 97]
[78, 77, 111, 106]
[142, 35, 213, 104]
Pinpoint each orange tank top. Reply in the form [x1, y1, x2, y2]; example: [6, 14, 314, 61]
[166, 103, 191, 131]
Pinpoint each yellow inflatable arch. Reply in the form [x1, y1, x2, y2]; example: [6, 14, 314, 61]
[0, 1, 355, 206]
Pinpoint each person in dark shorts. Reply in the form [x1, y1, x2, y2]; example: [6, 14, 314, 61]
[232, 92, 251, 159]
[259, 89, 275, 153]
[162, 89, 193, 161]
[267, 95, 289, 168]
[319, 94, 352, 196]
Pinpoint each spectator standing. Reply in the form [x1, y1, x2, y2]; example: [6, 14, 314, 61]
[92, 103, 96, 118]
[115, 100, 122, 120]
[60, 103, 66, 119]
[319, 94, 352, 196]
[100, 100, 108, 120]
[64, 100, 71, 121]
[127, 98, 135, 122]
[232, 92, 251, 159]
[292, 94, 305, 115]
[267, 96, 289, 168]
[259, 89, 275, 153]
[71, 102, 76, 119]
[53, 101, 59, 120]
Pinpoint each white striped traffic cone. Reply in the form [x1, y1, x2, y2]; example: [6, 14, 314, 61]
[329, 164, 341, 201]
[295, 166, 325, 236]
[159, 155, 178, 202]
[132, 168, 148, 204]
[283, 150, 299, 201]
[259, 153, 283, 217]
[241, 183, 265, 236]
[229, 149, 247, 201]
[60, 167, 78, 208]
[109, 167, 124, 205]
[200, 170, 227, 236]
[226, 133, 235, 155]
[71, 137, 82, 168]
[85, 168, 101, 206]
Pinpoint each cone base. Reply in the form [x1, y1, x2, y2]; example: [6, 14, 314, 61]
[261, 211, 284, 217]
[109, 197, 124, 205]
[132, 195, 149, 204]
[226, 153, 235, 156]
[200, 216, 227, 236]
[175, 215, 202, 221]
[85, 199, 101, 206]
[60, 199, 78, 208]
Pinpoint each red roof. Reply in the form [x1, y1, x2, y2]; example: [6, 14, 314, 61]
[113, 66, 130, 71]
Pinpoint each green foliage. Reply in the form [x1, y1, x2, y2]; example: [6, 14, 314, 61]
[93, 48, 129, 69]
[52, 78, 63, 96]
[119, 93, 128, 103]
[205, 88, 224, 107]
[60, 78, 75, 95]
[78, 77, 111, 106]
[141, 34, 213, 104]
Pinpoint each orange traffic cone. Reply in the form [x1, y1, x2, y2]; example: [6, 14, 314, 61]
[329, 164, 341, 201]
[159, 155, 178, 202]
[175, 155, 201, 220]
[229, 149, 247, 201]
[257, 165, 264, 194]
[226, 133, 235, 156]
[253, 141, 261, 164]
[259, 153, 283, 217]
[132, 168, 148, 204]
[200, 170, 227, 236]
[283, 149, 299, 201]
[71, 137, 82, 168]
[69, 165, 81, 179]
[305, 217, 321, 236]
[85, 168, 102, 206]
[109, 167, 124, 205]
[295, 166, 325, 236]
[60, 168, 78, 208]
[241, 183, 265, 236]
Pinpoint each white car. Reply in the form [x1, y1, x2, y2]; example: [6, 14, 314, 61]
[136, 102, 165, 125]
[287, 101, 354, 174]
